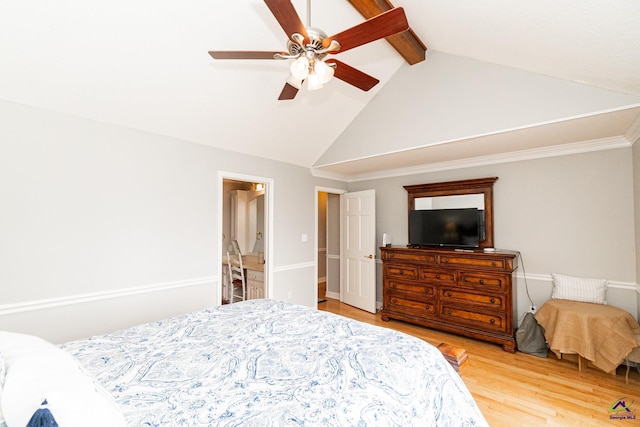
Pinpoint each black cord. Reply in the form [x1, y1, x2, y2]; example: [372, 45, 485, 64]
[516, 250, 534, 307]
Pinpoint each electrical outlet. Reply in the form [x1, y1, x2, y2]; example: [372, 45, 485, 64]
[529, 305, 537, 314]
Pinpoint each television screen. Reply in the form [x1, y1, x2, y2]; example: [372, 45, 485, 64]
[409, 208, 480, 248]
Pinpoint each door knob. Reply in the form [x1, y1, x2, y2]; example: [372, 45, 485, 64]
[365, 254, 374, 259]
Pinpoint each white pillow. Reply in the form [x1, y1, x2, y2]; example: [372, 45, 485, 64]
[551, 273, 608, 305]
[0, 331, 126, 427]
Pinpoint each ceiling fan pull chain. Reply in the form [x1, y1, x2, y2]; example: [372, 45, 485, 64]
[306, 0, 311, 28]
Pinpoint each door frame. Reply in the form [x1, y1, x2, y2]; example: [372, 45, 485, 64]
[315, 186, 346, 308]
[218, 171, 274, 305]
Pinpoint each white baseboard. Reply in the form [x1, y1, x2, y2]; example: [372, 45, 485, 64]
[325, 291, 340, 300]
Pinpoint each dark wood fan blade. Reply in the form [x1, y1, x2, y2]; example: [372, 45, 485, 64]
[264, 0, 309, 43]
[209, 51, 286, 60]
[278, 82, 299, 100]
[323, 7, 409, 53]
[326, 59, 379, 91]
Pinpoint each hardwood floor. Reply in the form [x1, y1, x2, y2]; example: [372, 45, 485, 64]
[317, 291, 640, 426]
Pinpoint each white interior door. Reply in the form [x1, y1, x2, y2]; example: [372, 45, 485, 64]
[341, 189, 376, 313]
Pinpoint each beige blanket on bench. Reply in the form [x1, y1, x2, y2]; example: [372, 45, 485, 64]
[535, 299, 640, 373]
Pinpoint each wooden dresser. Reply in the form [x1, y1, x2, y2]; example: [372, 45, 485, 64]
[380, 246, 518, 352]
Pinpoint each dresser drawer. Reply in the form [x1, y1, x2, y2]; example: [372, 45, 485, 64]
[440, 304, 507, 333]
[387, 281, 436, 298]
[439, 255, 506, 270]
[440, 288, 506, 310]
[385, 264, 419, 280]
[420, 269, 456, 284]
[386, 295, 437, 317]
[384, 250, 436, 264]
[459, 272, 509, 291]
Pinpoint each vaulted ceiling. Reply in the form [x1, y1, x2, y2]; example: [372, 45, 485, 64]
[1, 1, 639, 180]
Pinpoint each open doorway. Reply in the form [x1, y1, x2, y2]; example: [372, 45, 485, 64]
[219, 173, 273, 305]
[316, 187, 377, 313]
[316, 187, 346, 305]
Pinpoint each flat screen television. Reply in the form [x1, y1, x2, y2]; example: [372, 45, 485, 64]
[409, 208, 480, 248]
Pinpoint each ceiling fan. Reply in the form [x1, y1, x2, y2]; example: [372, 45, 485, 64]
[208, 0, 409, 100]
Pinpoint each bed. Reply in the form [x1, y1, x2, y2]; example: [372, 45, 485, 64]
[1, 299, 488, 426]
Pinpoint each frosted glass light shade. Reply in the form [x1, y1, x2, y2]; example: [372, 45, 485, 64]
[290, 57, 309, 79]
[307, 73, 323, 91]
[286, 74, 303, 89]
[314, 60, 334, 84]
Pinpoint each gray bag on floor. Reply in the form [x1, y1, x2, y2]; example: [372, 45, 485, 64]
[515, 312, 548, 358]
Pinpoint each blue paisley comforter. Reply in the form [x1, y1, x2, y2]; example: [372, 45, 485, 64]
[62, 299, 488, 426]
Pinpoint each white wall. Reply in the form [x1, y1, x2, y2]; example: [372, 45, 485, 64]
[634, 141, 640, 316]
[317, 51, 640, 167]
[348, 147, 638, 321]
[0, 100, 346, 343]
[2, 99, 636, 346]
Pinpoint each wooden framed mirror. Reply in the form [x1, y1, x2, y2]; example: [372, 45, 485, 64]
[404, 177, 498, 249]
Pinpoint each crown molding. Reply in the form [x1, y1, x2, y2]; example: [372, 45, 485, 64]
[312, 135, 631, 183]
[625, 113, 640, 144]
[310, 169, 352, 181]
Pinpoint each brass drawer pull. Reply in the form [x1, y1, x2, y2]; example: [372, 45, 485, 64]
[479, 279, 484, 284]
[425, 305, 430, 310]
[391, 283, 396, 289]
[490, 319, 496, 324]
[424, 289, 430, 294]
[391, 298, 397, 304]
[447, 292, 452, 297]
[490, 298, 496, 304]
[447, 310, 452, 315]
[436, 274, 441, 279]
[491, 262, 497, 267]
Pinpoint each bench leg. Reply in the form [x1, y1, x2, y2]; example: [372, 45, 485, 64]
[626, 362, 631, 384]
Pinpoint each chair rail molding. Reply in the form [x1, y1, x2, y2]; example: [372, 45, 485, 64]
[517, 272, 636, 292]
[0, 276, 216, 317]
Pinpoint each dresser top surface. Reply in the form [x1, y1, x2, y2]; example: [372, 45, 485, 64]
[380, 246, 518, 258]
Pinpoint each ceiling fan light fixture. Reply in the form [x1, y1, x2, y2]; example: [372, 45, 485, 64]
[307, 72, 323, 91]
[314, 60, 334, 84]
[286, 74, 303, 89]
[290, 56, 310, 79]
